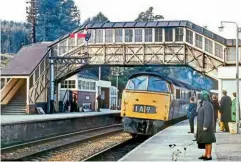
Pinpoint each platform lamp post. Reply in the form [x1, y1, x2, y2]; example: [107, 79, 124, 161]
[219, 21, 241, 134]
[111, 67, 124, 107]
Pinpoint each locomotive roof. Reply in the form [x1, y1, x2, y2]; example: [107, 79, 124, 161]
[128, 72, 202, 91]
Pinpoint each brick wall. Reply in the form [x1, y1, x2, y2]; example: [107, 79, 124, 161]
[77, 91, 96, 109]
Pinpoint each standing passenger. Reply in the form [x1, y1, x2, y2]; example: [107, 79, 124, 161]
[97, 94, 101, 112]
[187, 97, 197, 133]
[197, 91, 216, 161]
[211, 95, 219, 132]
[218, 110, 224, 131]
[231, 92, 237, 122]
[220, 90, 232, 132]
[65, 100, 70, 112]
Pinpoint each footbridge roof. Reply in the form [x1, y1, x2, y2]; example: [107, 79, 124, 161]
[53, 20, 241, 47]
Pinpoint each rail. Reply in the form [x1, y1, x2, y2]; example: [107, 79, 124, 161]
[1, 124, 123, 161]
[83, 136, 148, 161]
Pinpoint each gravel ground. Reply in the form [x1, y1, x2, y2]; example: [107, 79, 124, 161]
[33, 132, 132, 161]
[1, 126, 122, 160]
[87, 136, 148, 161]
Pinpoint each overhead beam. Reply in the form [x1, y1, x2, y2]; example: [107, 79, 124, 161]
[48, 56, 90, 64]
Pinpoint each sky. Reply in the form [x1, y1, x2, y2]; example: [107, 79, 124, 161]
[0, 0, 241, 39]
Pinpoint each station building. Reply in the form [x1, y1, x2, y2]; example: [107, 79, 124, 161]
[218, 66, 241, 100]
[58, 72, 118, 111]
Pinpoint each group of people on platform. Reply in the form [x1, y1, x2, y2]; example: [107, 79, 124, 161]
[63, 95, 102, 112]
[186, 90, 239, 161]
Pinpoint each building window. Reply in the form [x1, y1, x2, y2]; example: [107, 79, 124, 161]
[135, 28, 142, 42]
[111, 88, 117, 95]
[80, 80, 85, 89]
[77, 36, 84, 45]
[195, 34, 203, 49]
[205, 38, 213, 54]
[175, 28, 183, 42]
[125, 29, 133, 42]
[115, 29, 123, 42]
[61, 81, 67, 88]
[78, 80, 96, 90]
[68, 37, 75, 50]
[59, 40, 67, 55]
[69, 80, 75, 88]
[61, 80, 76, 88]
[155, 28, 162, 42]
[95, 29, 103, 43]
[215, 43, 223, 59]
[90, 82, 96, 90]
[186, 29, 193, 44]
[145, 28, 152, 42]
[88, 29, 95, 43]
[165, 28, 173, 42]
[105, 29, 113, 43]
[77, 32, 84, 45]
[227, 47, 236, 61]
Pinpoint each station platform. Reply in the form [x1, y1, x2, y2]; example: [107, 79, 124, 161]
[1, 109, 121, 147]
[120, 120, 241, 161]
[1, 109, 120, 125]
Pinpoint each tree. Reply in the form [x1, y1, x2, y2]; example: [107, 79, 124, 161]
[1, 0, 80, 53]
[35, 0, 80, 41]
[83, 12, 109, 24]
[135, 7, 164, 22]
[1, 20, 31, 53]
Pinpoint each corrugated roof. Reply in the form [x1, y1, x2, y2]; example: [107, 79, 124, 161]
[81, 20, 228, 45]
[226, 39, 241, 46]
[50, 20, 240, 47]
[77, 71, 98, 80]
[1, 42, 52, 76]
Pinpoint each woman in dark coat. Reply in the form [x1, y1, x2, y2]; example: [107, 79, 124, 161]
[219, 90, 232, 132]
[197, 91, 216, 161]
[211, 95, 219, 132]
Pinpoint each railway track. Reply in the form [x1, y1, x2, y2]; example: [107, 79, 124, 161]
[1, 124, 123, 161]
[82, 117, 186, 161]
[83, 136, 149, 161]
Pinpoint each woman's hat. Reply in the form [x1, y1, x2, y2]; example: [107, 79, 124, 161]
[201, 90, 209, 100]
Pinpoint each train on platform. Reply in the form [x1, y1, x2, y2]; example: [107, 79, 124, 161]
[121, 72, 202, 136]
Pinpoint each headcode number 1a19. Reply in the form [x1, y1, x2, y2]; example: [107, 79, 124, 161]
[134, 105, 152, 113]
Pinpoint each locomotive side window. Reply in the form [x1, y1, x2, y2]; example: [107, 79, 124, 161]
[147, 76, 169, 93]
[176, 89, 181, 99]
[126, 76, 148, 91]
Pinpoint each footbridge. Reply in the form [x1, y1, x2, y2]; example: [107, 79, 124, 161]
[1, 20, 240, 114]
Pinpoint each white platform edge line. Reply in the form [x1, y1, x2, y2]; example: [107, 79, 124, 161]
[1, 111, 121, 125]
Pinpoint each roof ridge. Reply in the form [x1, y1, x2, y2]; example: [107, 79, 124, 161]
[20, 41, 52, 51]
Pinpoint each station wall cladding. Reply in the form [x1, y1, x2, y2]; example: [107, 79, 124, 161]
[1, 114, 121, 147]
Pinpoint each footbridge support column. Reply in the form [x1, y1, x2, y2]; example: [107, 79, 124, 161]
[48, 53, 55, 114]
